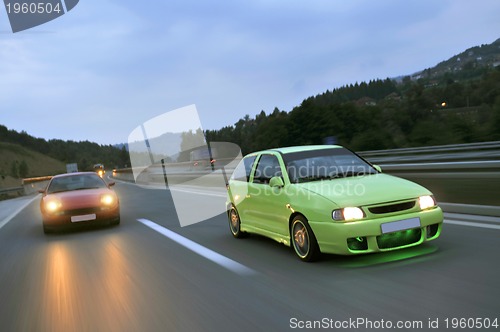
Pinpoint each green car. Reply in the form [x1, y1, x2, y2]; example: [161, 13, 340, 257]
[226, 145, 443, 262]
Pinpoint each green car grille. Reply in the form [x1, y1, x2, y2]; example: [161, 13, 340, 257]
[368, 201, 415, 214]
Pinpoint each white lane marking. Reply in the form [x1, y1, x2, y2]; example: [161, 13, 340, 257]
[137, 218, 256, 276]
[445, 219, 500, 230]
[169, 186, 227, 198]
[0, 195, 39, 230]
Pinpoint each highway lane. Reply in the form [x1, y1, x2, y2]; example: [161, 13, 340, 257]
[0, 181, 499, 331]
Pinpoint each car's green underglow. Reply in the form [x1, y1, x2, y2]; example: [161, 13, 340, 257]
[333, 244, 439, 268]
[227, 145, 444, 257]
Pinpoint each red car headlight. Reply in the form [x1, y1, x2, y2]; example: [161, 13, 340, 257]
[44, 199, 62, 213]
[100, 194, 116, 206]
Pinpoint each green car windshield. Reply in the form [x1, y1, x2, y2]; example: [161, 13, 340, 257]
[283, 148, 378, 183]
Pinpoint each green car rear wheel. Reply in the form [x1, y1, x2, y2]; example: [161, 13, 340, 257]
[228, 206, 246, 238]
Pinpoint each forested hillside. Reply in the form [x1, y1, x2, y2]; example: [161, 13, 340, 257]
[0, 142, 66, 189]
[0, 126, 130, 173]
[206, 60, 500, 154]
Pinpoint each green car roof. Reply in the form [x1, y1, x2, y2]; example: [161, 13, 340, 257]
[252, 145, 343, 155]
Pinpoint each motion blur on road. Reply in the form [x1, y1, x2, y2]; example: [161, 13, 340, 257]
[0, 166, 499, 331]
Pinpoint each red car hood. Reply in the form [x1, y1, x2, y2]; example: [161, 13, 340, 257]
[44, 188, 114, 210]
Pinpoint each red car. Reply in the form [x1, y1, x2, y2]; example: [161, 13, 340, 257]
[39, 172, 120, 233]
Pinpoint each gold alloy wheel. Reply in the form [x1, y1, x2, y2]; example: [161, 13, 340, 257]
[294, 227, 306, 247]
[230, 210, 239, 232]
[229, 207, 245, 238]
[292, 220, 310, 258]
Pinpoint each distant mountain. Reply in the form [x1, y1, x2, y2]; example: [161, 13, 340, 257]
[409, 38, 500, 81]
[127, 132, 182, 156]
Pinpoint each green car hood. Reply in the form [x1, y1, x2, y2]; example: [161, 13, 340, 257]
[294, 173, 431, 207]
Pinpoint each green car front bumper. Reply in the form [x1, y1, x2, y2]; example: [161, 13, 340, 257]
[309, 207, 443, 255]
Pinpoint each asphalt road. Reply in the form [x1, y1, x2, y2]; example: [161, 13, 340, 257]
[0, 180, 499, 332]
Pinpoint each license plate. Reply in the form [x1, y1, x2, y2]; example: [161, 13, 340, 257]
[381, 217, 420, 234]
[71, 214, 97, 223]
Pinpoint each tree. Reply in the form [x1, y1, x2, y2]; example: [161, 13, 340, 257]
[10, 161, 18, 178]
[120, 145, 130, 168]
[18, 160, 29, 178]
[490, 96, 500, 140]
[180, 128, 206, 151]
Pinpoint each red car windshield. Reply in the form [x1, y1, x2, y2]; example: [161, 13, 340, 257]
[47, 174, 107, 194]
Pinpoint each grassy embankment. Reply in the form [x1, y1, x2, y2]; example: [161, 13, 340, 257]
[0, 142, 65, 199]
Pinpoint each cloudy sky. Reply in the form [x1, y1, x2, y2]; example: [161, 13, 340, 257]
[1, 0, 499, 145]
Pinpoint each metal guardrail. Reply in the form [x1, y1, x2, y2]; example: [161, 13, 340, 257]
[379, 160, 500, 172]
[0, 187, 24, 195]
[359, 141, 500, 156]
[111, 141, 500, 178]
[358, 143, 500, 211]
[359, 141, 500, 165]
[0, 176, 53, 199]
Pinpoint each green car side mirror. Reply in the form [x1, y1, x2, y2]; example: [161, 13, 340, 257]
[373, 164, 382, 173]
[269, 176, 284, 188]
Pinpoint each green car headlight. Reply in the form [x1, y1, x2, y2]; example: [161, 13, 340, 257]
[419, 195, 436, 210]
[332, 207, 365, 221]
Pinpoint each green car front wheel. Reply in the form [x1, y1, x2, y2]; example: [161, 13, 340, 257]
[291, 215, 320, 262]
